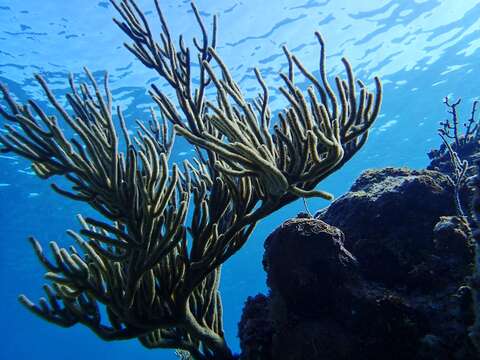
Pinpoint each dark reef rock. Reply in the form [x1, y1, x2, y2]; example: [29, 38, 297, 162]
[427, 135, 480, 216]
[318, 167, 457, 288]
[427, 135, 480, 177]
[238, 167, 478, 360]
[238, 294, 273, 360]
[263, 218, 358, 315]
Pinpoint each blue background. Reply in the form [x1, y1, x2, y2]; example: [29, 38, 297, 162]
[1, 0, 480, 359]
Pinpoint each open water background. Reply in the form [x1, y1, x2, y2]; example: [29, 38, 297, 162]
[1, 0, 480, 358]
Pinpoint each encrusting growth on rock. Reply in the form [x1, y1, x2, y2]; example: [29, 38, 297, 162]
[0, 0, 382, 359]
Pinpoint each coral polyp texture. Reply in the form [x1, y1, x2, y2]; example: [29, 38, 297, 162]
[0, 0, 381, 359]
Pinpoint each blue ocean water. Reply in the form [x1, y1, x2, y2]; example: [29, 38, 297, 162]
[0, 0, 479, 359]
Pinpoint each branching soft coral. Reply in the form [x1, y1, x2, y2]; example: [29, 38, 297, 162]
[0, 1, 382, 359]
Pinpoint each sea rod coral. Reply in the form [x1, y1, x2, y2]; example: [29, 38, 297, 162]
[0, 1, 382, 359]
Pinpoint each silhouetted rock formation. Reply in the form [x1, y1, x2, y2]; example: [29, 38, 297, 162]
[239, 168, 478, 360]
[319, 168, 458, 288]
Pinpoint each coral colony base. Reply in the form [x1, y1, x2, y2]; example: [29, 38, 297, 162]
[0, 0, 382, 359]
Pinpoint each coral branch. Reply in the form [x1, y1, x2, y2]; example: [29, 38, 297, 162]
[0, 1, 382, 359]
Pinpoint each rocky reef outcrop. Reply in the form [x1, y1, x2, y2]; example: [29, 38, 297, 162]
[238, 168, 478, 359]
